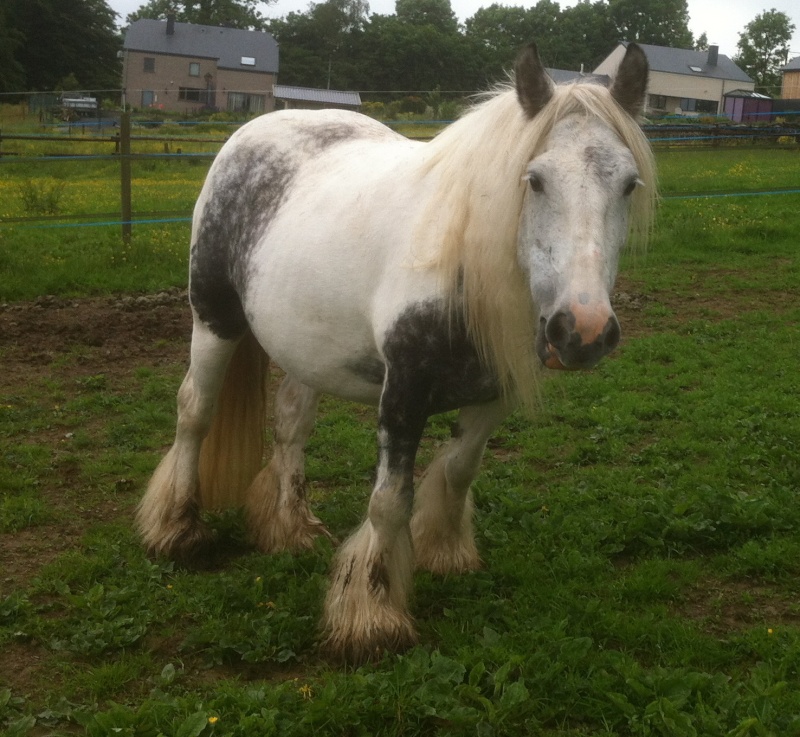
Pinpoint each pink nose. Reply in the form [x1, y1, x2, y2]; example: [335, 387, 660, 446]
[536, 308, 621, 370]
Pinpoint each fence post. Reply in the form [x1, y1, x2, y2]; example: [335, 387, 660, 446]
[120, 111, 132, 246]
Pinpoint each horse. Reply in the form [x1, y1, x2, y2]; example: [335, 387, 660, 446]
[136, 41, 656, 664]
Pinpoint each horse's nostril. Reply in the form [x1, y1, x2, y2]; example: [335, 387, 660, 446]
[545, 311, 574, 349]
[603, 318, 621, 351]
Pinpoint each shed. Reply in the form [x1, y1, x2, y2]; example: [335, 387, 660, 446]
[273, 85, 362, 111]
[723, 89, 772, 123]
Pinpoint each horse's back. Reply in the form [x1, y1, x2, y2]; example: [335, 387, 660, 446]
[188, 108, 431, 402]
[188, 109, 409, 342]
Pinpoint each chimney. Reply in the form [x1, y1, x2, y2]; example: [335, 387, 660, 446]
[166, 14, 175, 36]
[708, 45, 719, 66]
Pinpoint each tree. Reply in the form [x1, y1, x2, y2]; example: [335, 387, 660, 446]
[694, 32, 708, 51]
[267, 0, 369, 88]
[464, 1, 563, 81]
[394, 0, 459, 34]
[736, 9, 796, 95]
[127, 0, 274, 30]
[608, 0, 693, 48]
[5, 0, 121, 93]
[554, 0, 616, 70]
[0, 4, 26, 94]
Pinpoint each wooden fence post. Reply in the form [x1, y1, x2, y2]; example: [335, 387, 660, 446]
[120, 111, 132, 246]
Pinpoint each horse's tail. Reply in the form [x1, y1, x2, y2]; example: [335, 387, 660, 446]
[198, 330, 269, 509]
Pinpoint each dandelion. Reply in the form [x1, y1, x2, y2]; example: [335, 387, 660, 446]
[768, 628, 774, 635]
[166, 584, 173, 590]
[298, 684, 313, 700]
[208, 716, 219, 725]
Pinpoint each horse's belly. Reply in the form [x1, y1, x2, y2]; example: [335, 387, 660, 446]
[245, 289, 385, 405]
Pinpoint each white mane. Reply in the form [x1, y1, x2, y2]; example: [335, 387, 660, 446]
[416, 82, 657, 411]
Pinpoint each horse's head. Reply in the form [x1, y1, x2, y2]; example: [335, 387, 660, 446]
[515, 42, 651, 371]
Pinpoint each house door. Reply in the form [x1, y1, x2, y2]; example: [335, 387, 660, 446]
[141, 90, 155, 107]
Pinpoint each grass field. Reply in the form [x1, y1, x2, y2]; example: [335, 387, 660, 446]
[1, 137, 800, 735]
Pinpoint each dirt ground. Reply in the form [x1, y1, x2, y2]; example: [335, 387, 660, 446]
[3, 275, 795, 591]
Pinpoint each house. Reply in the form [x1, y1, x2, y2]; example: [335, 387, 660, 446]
[594, 42, 755, 117]
[121, 17, 279, 115]
[273, 86, 362, 111]
[781, 56, 800, 99]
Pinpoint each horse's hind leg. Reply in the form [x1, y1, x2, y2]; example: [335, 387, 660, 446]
[411, 400, 509, 574]
[245, 374, 331, 552]
[136, 320, 240, 563]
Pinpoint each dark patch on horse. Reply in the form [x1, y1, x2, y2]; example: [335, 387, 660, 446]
[379, 300, 499, 476]
[583, 144, 619, 182]
[348, 355, 386, 385]
[296, 123, 364, 154]
[290, 471, 306, 501]
[369, 557, 390, 595]
[190, 145, 296, 339]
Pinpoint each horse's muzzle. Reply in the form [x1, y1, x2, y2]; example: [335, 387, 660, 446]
[536, 310, 621, 370]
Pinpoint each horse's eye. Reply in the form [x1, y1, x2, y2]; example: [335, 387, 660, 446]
[623, 178, 640, 197]
[528, 176, 544, 193]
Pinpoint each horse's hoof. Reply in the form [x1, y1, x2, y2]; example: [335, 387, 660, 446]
[320, 621, 418, 666]
[145, 524, 218, 570]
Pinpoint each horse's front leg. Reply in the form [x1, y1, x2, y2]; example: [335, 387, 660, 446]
[411, 400, 509, 574]
[321, 376, 428, 664]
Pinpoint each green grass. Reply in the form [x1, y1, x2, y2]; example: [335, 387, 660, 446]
[1, 146, 800, 735]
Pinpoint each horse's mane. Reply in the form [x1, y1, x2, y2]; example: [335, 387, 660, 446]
[417, 81, 657, 412]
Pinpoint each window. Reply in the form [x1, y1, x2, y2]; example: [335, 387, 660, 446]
[680, 98, 718, 114]
[143, 57, 155, 73]
[189, 62, 200, 76]
[227, 91, 265, 114]
[648, 94, 667, 110]
[688, 65, 703, 73]
[240, 56, 256, 66]
[141, 90, 155, 107]
[179, 87, 204, 102]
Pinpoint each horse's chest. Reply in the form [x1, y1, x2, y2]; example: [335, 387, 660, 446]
[382, 301, 499, 414]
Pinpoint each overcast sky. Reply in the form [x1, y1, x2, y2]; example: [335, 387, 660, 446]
[107, 0, 800, 62]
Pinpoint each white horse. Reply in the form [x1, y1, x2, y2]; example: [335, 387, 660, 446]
[137, 42, 656, 663]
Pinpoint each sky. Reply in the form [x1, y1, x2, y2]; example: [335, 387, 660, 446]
[106, 0, 800, 62]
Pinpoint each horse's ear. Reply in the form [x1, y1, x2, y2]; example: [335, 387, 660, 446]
[515, 42, 553, 119]
[610, 43, 649, 118]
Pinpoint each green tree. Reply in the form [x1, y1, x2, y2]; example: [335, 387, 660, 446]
[127, 0, 273, 30]
[359, 14, 481, 92]
[464, 4, 539, 80]
[608, 0, 693, 47]
[5, 0, 121, 93]
[464, 1, 562, 81]
[735, 9, 796, 95]
[556, 0, 617, 70]
[0, 4, 26, 94]
[694, 32, 708, 51]
[268, 0, 369, 88]
[394, 0, 459, 34]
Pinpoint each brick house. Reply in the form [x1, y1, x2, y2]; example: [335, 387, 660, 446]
[121, 17, 279, 114]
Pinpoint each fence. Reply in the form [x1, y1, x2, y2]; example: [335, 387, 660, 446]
[2, 114, 800, 241]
